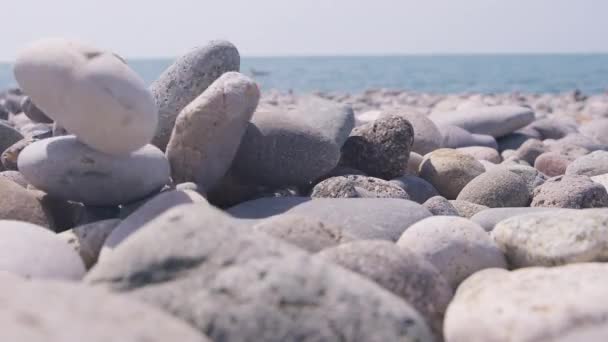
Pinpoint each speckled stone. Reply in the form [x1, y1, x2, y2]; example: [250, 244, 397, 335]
[340, 114, 414, 180]
[531, 175, 608, 209]
[444, 264, 608, 342]
[423, 196, 460, 216]
[312, 175, 409, 199]
[150, 41, 240, 150]
[449, 200, 489, 218]
[565, 150, 608, 177]
[381, 110, 442, 155]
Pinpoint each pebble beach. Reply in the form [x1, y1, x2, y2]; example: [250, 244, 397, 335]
[1, 38, 608, 341]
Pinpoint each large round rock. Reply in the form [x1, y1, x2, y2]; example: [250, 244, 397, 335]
[151, 41, 240, 150]
[492, 209, 608, 267]
[166, 72, 259, 190]
[312, 175, 409, 199]
[419, 149, 485, 199]
[531, 175, 608, 209]
[0, 220, 85, 280]
[0, 277, 208, 342]
[317, 240, 453, 338]
[444, 264, 608, 342]
[339, 114, 414, 180]
[456, 168, 530, 207]
[18, 136, 170, 206]
[232, 109, 340, 187]
[14, 38, 158, 155]
[397, 216, 507, 289]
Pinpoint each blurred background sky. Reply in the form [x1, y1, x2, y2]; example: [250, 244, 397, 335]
[1, 0, 607, 60]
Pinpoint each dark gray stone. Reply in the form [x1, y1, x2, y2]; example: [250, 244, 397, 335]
[390, 175, 439, 203]
[232, 109, 340, 187]
[382, 110, 442, 155]
[339, 114, 414, 180]
[20, 96, 52, 123]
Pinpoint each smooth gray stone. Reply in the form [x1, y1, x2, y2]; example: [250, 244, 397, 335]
[150, 41, 240, 150]
[232, 109, 340, 187]
[430, 105, 535, 137]
[339, 114, 414, 180]
[288, 95, 355, 146]
[317, 240, 452, 339]
[444, 264, 608, 342]
[390, 175, 439, 204]
[18, 136, 170, 206]
[471, 207, 566, 231]
[0, 121, 24, 156]
[166, 72, 259, 190]
[501, 164, 547, 194]
[101, 189, 206, 258]
[456, 168, 530, 208]
[228, 197, 432, 241]
[312, 175, 409, 199]
[565, 150, 608, 177]
[438, 124, 498, 149]
[549, 133, 608, 152]
[531, 175, 608, 209]
[492, 210, 608, 267]
[0, 277, 208, 342]
[0, 220, 85, 280]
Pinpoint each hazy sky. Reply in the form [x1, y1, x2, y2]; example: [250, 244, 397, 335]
[2, 0, 607, 60]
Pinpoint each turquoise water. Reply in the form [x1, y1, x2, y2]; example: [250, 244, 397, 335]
[1, 54, 607, 94]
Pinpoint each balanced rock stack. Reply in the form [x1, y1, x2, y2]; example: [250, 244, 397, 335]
[0, 38, 608, 342]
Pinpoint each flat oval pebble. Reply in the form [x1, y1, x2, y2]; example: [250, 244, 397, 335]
[397, 216, 507, 289]
[312, 175, 409, 199]
[317, 240, 452, 339]
[151, 41, 240, 150]
[0, 220, 85, 280]
[444, 263, 608, 342]
[492, 209, 608, 267]
[0, 277, 208, 342]
[14, 38, 158, 155]
[438, 124, 498, 149]
[430, 105, 535, 137]
[18, 136, 170, 206]
[471, 207, 565, 231]
[229, 197, 432, 241]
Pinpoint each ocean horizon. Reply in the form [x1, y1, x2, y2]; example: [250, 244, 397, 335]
[2, 54, 607, 94]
